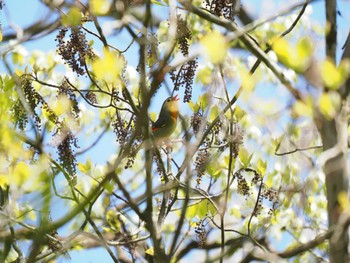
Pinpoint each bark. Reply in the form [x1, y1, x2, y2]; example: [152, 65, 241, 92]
[317, 115, 349, 262]
[319, 1, 350, 259]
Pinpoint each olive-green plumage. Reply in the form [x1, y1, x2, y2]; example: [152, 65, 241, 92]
[151, 94, 179, 141]
[124, 95, 179, 157]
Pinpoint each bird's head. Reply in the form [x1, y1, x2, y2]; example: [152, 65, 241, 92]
[161, 94, 179, 118]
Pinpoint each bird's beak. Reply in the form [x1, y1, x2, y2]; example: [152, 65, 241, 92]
[173, 94, 179, 101]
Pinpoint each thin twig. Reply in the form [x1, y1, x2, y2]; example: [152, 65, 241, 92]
[275, 145, 322, 156]
[10, 226, 26, 263]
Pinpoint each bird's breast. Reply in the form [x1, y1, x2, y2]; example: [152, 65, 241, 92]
[169, 111, 178, 119]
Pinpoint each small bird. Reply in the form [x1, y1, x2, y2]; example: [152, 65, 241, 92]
[151, 94, 179, 142]
[125, 95, 180, 158]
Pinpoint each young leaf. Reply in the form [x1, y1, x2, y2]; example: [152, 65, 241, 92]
[318, 92, 341, 120]
[320, 59, 349, 90]
[201, 30, 229, 64]
[62, 7, 83, 27]
[238, 148, 253, 168]
[256, 159, 267, 176]
[90, 0, 111, 15]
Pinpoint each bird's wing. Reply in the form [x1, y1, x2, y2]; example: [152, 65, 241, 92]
[152, 117, 167, 131]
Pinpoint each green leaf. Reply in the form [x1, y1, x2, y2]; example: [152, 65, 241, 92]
[90, 0, 111, 15]
[13, 162, 30, 186]
[201, 30, 229, 64]
[32, 63, 40, 73]
[196, 66, 212, 85]
[186, 203, 199, 221]
[209, 105, 220, 121]
[338, 59, 350, 79]
[77, 159, 92, 174]
[198, 200, 217, 218]
[223, 155, 229, 166]
[145, 247, 154, 256]
[186, 200, 217, 220]
[106, 210, 120, 230]
[273, 37, 313, 72]
[292, 97, 314, 118]
[230, 207, 241, 218]
[256, 159, 267, 176]
[12, 52, 24, 66]
[271, 137, 282, 150]
[3, 75, 15, 92]
[318, 92, 341, 120]
[241, 68, 256, 92]
[103, 181, 114, 193]
[149, 111, 157, 122]
[198, 94, 209, 111]
[206, 162, 222, 179]
[233, 106, 246, 122]
[62, 7, 83, 27]
[296, 37, 313, 64]
[198, 200, 208, 218]
[188, 101, 200, 112]
[92, 48, 125, 87]
[207, 200, 218, 216]
[0, 174, 9, 188]
[320, 59, 350, 90]
[223, 155, 235, 170]
[238, 148, 253, 168]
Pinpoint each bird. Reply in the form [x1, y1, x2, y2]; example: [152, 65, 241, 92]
[125, 94, 180, 158]
[151, 94, 179, 142]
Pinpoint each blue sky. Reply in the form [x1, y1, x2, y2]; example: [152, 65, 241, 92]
[1, 0, 350, 262]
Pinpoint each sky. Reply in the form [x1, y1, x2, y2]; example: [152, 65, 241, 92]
[1, 0, 350, 262]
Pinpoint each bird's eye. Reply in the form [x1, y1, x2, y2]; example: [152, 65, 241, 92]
[167, 99, 171, 102]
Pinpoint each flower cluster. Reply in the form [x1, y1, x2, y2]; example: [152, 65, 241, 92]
[85, 90, 98, 105]
[169, 15, 198, 103]
[176, 15, 192, 57]
[12, 75, 60, 140]
[58, 79, 80, 119]
[12, 99, 28, 131]
[190, 110, 204, 135]
[53, 79, 80, 181]
[112, 118, 129, 147]
[153, 152, 164, 176]
[55, 27, 95, 76]
[13, 75, 59, 131]
[192, 112, 244, 187]
[170, 59, 198, 103]
[203, 0, 238, 19]
[47, 216, 63, 254]
[14, 76, 80, 179]
[16, 75, 42, 130]
[195, 138, 210, 187]
[195, 219, 207, 248]
[235, 169, 251, 196]
[262, 188, 279, 215]
[147, 32, 159, 69]
[112, 116, 143, 169]
[56, 124, 79, 183]
[230, 125, 244, 158]
[47, 229, 62, 253]
[234, 168, 279, 217]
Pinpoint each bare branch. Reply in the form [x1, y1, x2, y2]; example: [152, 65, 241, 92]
[275, 145, 322, 156]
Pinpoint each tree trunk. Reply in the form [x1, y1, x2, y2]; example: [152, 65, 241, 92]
[322, 0, 349, 261]
[317, 116, 349, 262]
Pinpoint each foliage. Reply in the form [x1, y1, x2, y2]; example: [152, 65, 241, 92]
[0, 0, 349, 262]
